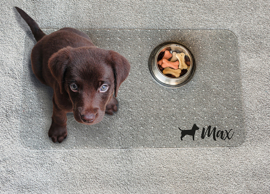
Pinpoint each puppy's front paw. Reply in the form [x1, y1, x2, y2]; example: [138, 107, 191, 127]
[105, 96, 118, 115]
[48, 122, 67, 143]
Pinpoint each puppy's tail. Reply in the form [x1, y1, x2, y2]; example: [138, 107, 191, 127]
[15, 7, 46, 41]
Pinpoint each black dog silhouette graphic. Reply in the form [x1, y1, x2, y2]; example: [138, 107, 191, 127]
[179, 124, 199, 141]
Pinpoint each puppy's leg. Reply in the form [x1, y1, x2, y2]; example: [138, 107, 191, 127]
[48, 98, 67, 143]
[105, 96, 118, 115]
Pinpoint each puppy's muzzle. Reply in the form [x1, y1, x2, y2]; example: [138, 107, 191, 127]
[80, 113, 97, 123]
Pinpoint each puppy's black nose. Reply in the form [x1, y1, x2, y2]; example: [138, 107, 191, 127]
[81, 113, 97, 123]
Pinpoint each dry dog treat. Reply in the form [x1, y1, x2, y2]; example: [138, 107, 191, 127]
[157, 48, 171, 61]
[156, 45, 192, 78]
[157, 51, 165, 61]
[176, 53, 188, 70]
[170, 52, 178, 62]
[185, 55, 191, 66]
[180, 69, 188, 76]
[163, 67, 181, 78]
[160, 47, 170, 52]
[163, 50, 173, 60]
[158, 59, 179, 70]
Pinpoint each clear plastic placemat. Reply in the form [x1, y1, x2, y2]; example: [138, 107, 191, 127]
[20, 29, 245, 149]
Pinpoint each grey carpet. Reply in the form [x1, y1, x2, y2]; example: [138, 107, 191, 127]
[1, 0, 270, 193]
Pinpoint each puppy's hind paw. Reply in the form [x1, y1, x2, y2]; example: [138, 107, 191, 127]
[105, 96, 118, 115]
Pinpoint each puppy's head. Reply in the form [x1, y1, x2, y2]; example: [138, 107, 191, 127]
[48, 46, 130, 125]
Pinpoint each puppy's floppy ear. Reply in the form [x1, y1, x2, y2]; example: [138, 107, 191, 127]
[48, 46, 72, 94]
[108, 50, 130, 97]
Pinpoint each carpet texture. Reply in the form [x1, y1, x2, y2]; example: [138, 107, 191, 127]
[0, 0, 269, 193]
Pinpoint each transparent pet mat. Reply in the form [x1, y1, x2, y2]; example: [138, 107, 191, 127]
[20, 29, 245, 149]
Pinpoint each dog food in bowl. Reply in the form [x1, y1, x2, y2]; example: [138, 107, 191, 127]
[148, 43, 195, 88]
[157, 47, 191, 78]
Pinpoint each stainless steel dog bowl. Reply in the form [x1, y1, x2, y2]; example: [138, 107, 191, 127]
[148, 42, 195, 88]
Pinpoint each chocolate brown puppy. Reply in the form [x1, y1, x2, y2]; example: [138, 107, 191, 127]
[15, 7, 130, 143]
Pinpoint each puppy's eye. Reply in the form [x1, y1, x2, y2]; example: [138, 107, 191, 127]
[99, 84, 109, 93]
[70, 83, 78, 92]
